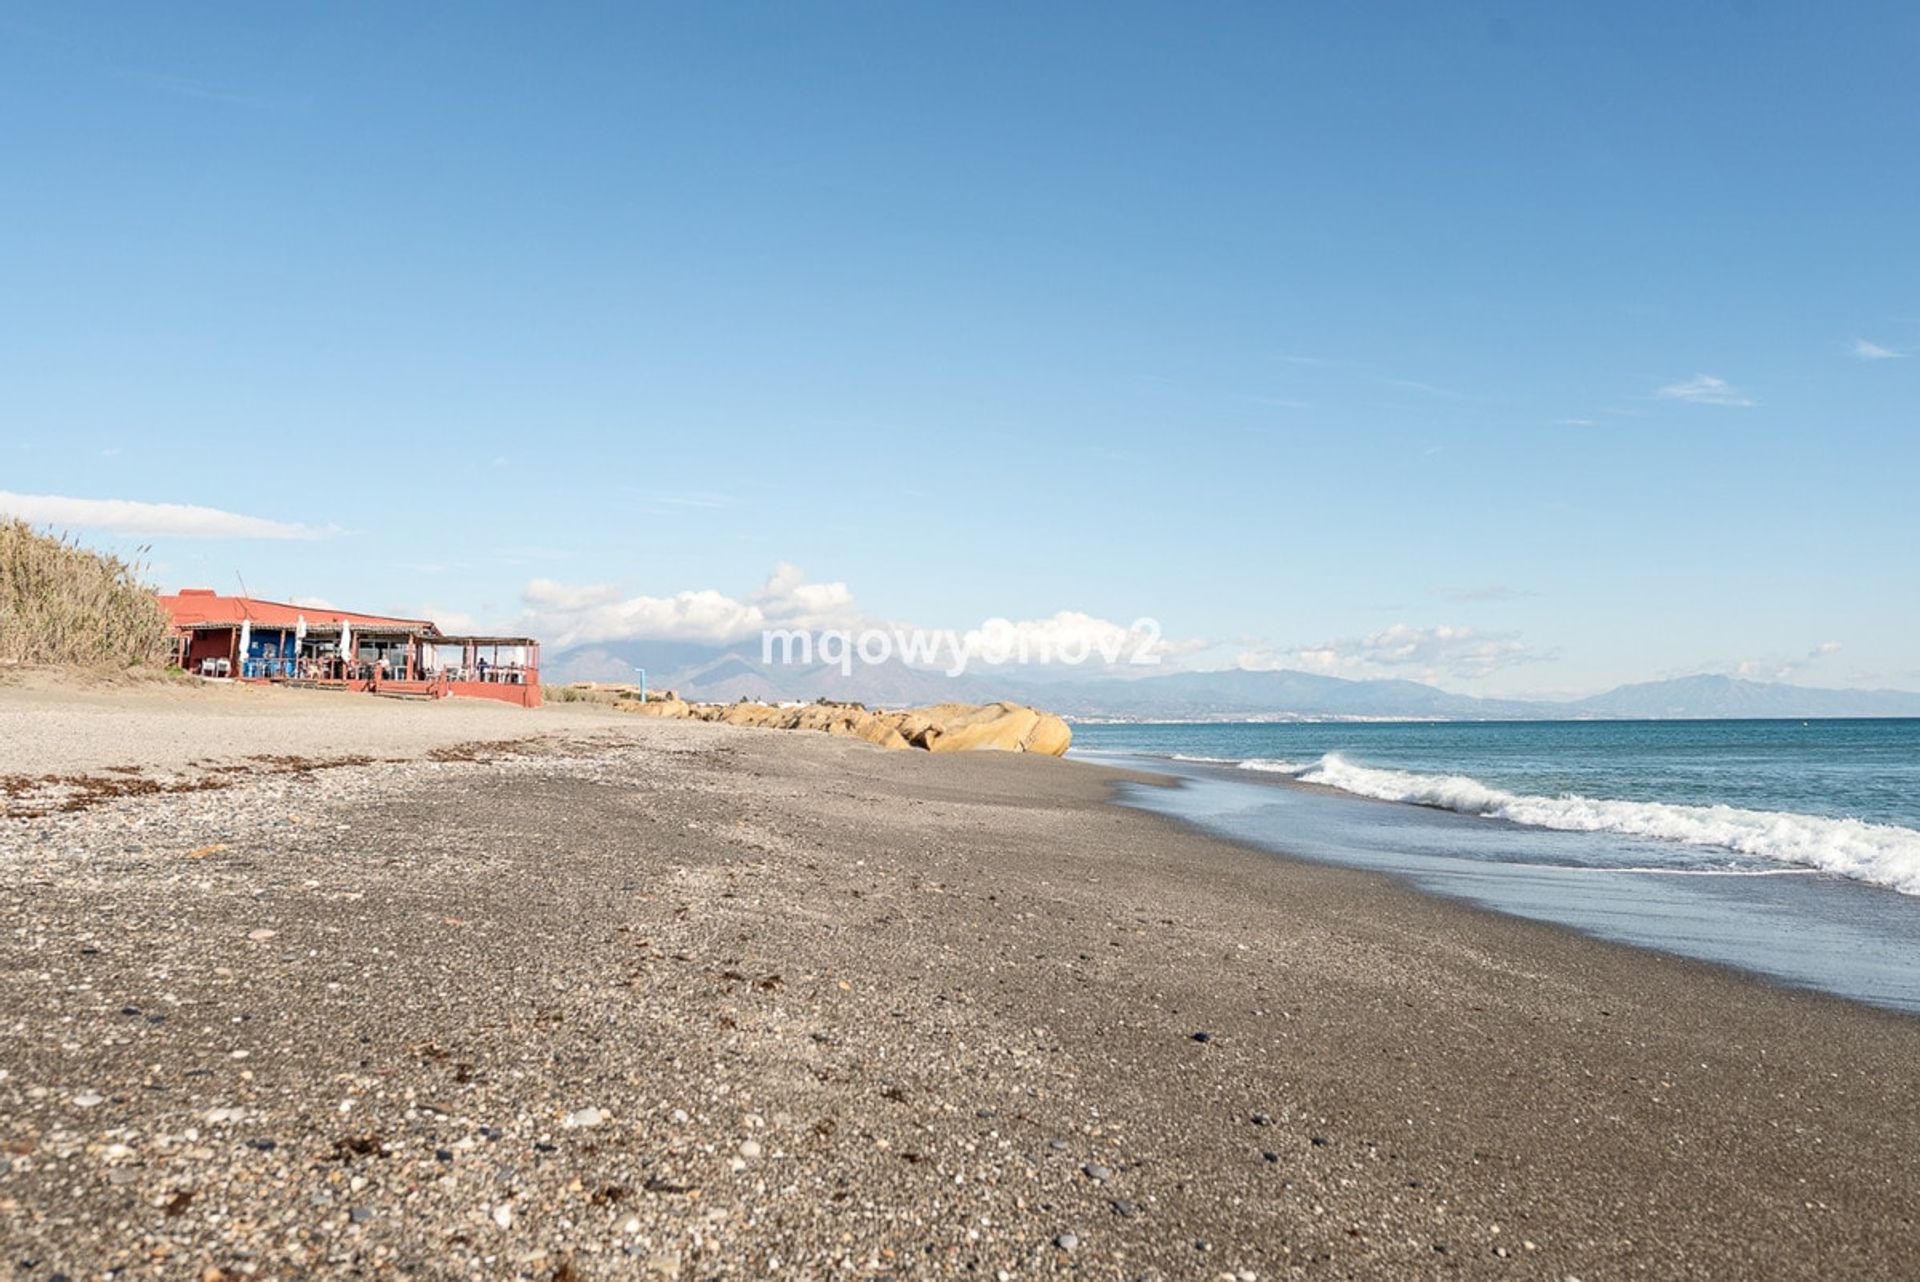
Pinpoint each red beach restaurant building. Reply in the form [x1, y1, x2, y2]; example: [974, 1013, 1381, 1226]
[158, 589, 541, 708]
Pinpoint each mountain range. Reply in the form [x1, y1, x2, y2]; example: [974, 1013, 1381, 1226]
[547, 641, 1920, 721]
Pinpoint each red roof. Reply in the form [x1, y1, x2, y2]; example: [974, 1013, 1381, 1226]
[158, 589, 436, 634]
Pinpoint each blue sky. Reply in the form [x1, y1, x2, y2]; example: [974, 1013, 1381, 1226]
[2, 2, 1916, 696]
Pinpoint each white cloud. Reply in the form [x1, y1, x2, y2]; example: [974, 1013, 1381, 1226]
[520, 563, 1205, 672]
[749, 562, 857, 625]
[1734, 641, 1844, 682]
[1653, 374, 1757, 407]
[1850, 339, 1905, 360]
[0, 491, 335, 540]
[522, 562, 860, 648]
[525, 583, 762, 646]
[1241, 623, 1540, 679]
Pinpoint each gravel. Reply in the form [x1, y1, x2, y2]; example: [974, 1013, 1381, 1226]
[3, 686, 1919, 1278]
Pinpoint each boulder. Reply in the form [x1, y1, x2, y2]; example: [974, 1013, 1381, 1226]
[1023, 711, 1074, 757]
[717, 702, 783, 728]
[849, 715, 912, 751]
[900, 701, 1072, 756]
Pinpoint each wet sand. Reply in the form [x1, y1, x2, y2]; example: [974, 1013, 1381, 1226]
[2, 688, 1917, 1278]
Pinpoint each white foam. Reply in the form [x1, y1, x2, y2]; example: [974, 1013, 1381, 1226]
[1290, 754, 1920, 896]
[1234, 757, 1309, 774]
[1506, 864, 1820, 878]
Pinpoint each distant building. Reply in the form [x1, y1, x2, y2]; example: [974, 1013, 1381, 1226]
[157, 589, 541, 708]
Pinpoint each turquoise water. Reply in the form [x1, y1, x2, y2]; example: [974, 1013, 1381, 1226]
[1070, 720, 1920, 1013]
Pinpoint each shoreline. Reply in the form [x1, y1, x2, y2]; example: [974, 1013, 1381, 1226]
[1087, 752, 1920, 1023]
[1070, 740, 1920, 1016]
[3, 689, 1918, 1276]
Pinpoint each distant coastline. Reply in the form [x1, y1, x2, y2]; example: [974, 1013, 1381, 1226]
[548, 640, 1920, 722]
[1067, 711, 1920, 725]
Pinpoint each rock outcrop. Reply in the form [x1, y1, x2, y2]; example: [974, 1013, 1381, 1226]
[614, 697, 1070, 757]
[888, 702, 1074, 755]
[619, 697, 691, 720]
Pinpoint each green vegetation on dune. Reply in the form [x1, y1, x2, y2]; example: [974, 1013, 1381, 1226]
[0, 520, 172, 668]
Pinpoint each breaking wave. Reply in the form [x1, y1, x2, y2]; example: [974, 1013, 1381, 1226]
[1234, 757, 1309, 774]
[1258, 753, 1920, 896]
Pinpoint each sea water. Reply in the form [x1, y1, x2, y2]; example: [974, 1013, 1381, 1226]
[1071, 719, 1920, 1014]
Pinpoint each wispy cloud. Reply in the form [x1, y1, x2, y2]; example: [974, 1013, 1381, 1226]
[1850, 338, 1906, 361]
[1442, 584, 1540, 603]
[1241, 623, 1545, 680]
[1554, 417, 1598, 427]
[1653, 374, 1756, 407]
[0, 491, 336, 540]
[650, 491, 736, 509]
[1264, 354, 1468, 402]
[622, 489, 738, 513]
[121, 71, 283, 109]
[1380, 376, 1461, 398]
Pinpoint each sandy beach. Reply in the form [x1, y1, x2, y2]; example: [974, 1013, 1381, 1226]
[3, 682, 1918, 1280]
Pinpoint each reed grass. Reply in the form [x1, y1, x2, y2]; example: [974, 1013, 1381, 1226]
[0, 520, 172, 668]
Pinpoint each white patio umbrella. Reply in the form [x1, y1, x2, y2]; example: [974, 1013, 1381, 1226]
[338, 617, 352, 666]
[237, 618, 251, 671]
